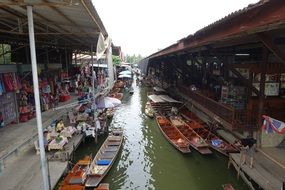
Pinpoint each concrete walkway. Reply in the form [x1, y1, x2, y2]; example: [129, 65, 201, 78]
[0, 96, 78, 161]
[0, 95, 79, 190]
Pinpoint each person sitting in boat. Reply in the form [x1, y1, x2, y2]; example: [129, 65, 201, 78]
[56, 119, 65, 132]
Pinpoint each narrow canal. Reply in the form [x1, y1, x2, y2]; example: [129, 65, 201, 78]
[73, 83, 249, 190]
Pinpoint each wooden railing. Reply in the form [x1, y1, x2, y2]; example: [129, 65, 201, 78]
[178, 85, 257, 130]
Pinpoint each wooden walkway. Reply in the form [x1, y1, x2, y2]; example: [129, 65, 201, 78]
[47, 133, 85, 161]
[228, 152, 285, 190]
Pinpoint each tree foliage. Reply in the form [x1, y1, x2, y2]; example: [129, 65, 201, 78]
[112, 55, 121, 66]
[125, 54, 144, 64]
[0, 44, 11, 64]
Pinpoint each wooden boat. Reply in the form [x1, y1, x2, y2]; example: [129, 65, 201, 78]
[85, 129, 123, 187]
[181, 109, 239, 156]
[145, 101, 154, 118]
[109, 92, 123, 101]
[169, 116, 212, 155]
[222, 183, 235, 190]
[95, 183, 109, 190]
[156, 115, 191, 153]
[59, 156, 91, 190]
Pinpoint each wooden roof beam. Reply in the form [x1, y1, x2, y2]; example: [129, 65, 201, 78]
[257, 32, 285, 65]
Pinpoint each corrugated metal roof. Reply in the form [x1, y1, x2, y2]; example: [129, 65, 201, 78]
[0, 0, 107, 51]
[192, 0, 267, 39]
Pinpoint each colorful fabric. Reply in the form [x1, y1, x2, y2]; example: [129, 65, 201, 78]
[96, 160, 110, 165]
[211, 139, 222, 147]
[0, 75, 5, 95]
[262, 115, 285, 134]
[3, 73, 14, 91]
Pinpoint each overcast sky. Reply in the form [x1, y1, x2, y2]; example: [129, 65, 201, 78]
[94, 0, 260, 57]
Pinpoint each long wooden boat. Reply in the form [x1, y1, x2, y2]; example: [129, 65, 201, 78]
[181, 109, 239, 156]
[145, 101, 154, 118]
[169, 116, 212, 155]
[95, 183, 109, 190]
[156, 115, 191, 153]
[85, 129, 123, 187]
[59, 156, 91, 190]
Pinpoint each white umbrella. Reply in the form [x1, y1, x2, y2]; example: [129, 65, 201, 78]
[119, 70, 132, 75]
[118, 74, 132, 78]
[96, 97, 121, 109]
[105, 97, 121, 106]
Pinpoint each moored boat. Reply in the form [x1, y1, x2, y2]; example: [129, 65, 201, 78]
[145, 101, 154, 118]
[59, 156, 91, 190]
[85, 129, 123, 187]
[181, 109, 239, 156]
[169, 116, 212, 155]
[95, 183, 109, 190]
[156, 115, 191, 153]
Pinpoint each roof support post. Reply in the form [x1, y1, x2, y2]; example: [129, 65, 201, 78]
[45, 48, 49, 70]
[27, 6, 50, 190]
[226, 56, 261, 97]
[65, 47, 68, 73]
[91, 45, 98, 143]
[257, 48, 268, 146]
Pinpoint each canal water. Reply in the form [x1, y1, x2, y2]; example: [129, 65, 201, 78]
[72, 84, 249, 190]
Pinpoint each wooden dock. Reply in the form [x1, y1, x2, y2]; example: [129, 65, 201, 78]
[47, 133, 85, 161]
[228, 152, 285, 190]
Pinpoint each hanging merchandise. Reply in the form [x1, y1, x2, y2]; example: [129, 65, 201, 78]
[3, 73, 15, 92]
[42, 84, 51, 94]
[0, 75, 5, 95]
[13, 73, 22, 93]
[0, 92, 18, 126]
[0, 111, 4, 128]
[19, 91, 30, 122]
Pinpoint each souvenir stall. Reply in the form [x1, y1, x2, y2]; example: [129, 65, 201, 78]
[45, 118, 77, 152]
[59, 71, 71, 102]
[0, 72, 21, 127]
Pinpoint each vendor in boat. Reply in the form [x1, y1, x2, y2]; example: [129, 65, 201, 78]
[56, 119, 65, 132]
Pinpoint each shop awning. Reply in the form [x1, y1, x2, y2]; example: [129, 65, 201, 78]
[0, 0, 108, 51]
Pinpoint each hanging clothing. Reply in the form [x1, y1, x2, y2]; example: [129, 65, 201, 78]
[0, 75, 5, 95]
[3, 73, 15, 92]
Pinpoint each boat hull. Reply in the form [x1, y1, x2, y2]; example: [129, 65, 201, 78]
[59, 156, 91, 190]
[156, 115, 191, 153]
[170, 116, 212, 155]
[85, 129, 123, 187]
[181, 109, 239, 156]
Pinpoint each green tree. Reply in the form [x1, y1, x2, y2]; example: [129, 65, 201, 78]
[0, 44, 11, 64]
[125, 54, 144, 64]
[112, 55, 121, 66]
